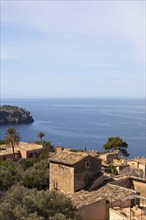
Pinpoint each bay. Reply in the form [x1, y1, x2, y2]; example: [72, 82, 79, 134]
[0, 98, 145, 159]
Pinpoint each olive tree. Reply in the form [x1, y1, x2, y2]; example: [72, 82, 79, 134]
[0, 185, 80, 220]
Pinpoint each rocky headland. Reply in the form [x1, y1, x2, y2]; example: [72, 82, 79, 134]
[0, 105, 34, 125]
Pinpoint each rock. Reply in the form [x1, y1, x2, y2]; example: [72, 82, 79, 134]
[0, 105, 34, 125]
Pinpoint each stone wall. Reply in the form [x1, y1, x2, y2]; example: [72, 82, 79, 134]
[139, 163, 146, 178]
[109, 178, 134, 189]
[74, 156, 101, 191]
[109, 208, 129, 220]
[99, 152, 118, 164]
[132, 180, 146, 206]
[106, 153, 119, 163]
[119, 166, 143, 178]
[127, 160, 138, 168]
[108, 199, 131, 209]
[49, 162, 74, 193]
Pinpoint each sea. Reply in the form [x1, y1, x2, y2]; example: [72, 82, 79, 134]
[0, 98, 145, 159]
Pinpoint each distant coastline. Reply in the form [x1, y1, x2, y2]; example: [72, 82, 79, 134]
[0, 99, 145, 159]
[0, 105, 34, 125]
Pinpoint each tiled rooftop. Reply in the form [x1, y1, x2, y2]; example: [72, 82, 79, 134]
[0, 147, 14, 156]
[0, 142, 43, 155]
[50, 151, 90, 165]
[96, 183, 136, 202]
[86, 151, 99, 157]
[16, 142, 43, 151]
[68, 184, 136, 208]
[68, 190, 103, 208]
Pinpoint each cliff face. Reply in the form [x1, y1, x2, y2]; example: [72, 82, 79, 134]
[0, 105, 34, 125]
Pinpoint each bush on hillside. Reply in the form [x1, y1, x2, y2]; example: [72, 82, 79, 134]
[0, 185, 80, 220]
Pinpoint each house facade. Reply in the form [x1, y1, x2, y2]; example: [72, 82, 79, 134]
[127, 158, 146, 178]
[0, 142, 43, 161]
[49, 151, 102, 193]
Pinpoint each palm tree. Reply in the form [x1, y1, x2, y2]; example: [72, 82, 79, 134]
[4, 128, 21, 161]
[37, 132, 45, 146]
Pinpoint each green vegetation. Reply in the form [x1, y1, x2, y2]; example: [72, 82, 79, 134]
[0, 125, 80, 219]
[0, 160, 18, 191]
[0, 185, 80, 220]
[4, 128, 21, 161]
[0, 158, 49, 191]
[19, 159, 49, 190]
[103, 136, 129, 157]
[109, 162, 118, 175]
[0, 139, 6, 145]
[0, 158, 80, 219]
[0, 105, 34, 124]
[35, 140, 55, 152]
[37, 132, 45, 145]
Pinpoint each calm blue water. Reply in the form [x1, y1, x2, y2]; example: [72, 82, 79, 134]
[0, 99, 145, 159]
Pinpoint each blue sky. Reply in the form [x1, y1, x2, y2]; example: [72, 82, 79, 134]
[1, 1, 145, 99]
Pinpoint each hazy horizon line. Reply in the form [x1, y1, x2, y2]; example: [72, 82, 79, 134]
[1, 97, 145, 100]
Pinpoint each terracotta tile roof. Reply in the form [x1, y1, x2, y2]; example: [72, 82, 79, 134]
[96, 184, 136, 202]
[0, 142, 43, 153]
[68, 184, 135, 208]
[86, 151, 99, 157]
[0, 147, 14, 156]
[50, 151, 90, 165]
[68, 190, 104, 208]
[16, 142, 43, 151]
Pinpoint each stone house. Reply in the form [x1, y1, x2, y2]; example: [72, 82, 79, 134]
[109, 176, 146, 207]
[67, 183, 137, 220]
[96, 184, 137, 219]
[127, 158, 146, 178]
[15, 142, 43, 159]
[68, 190, 107, 220]
[0, 142, 43, 161]
[99, 151, 119, 164]
[49, 151, 102, 193]
[0, 146, 20, 161]
[109, 206, 146, 220]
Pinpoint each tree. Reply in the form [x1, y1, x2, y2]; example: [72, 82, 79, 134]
[0, 185, 80, 220]
[0, 161, 18, 191]
[109, 161, 118, 175]
[18, 159, 49, 190]
[4, 128, 20, 161]
[37, 132, 45, 146]
[0, 158, 49, 192]
[103, 136, 129, 157]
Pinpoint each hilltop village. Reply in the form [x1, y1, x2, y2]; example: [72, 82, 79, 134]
[0, 140, 146, 220]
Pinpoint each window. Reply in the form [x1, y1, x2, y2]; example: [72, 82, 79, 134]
[28, 152, 33, 158]
[53, 180, 58, 190]
[85, 161, 90, 168]
[34, 152, 39, 157]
